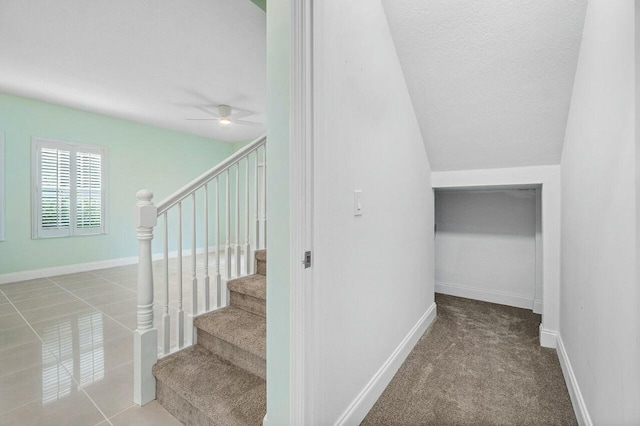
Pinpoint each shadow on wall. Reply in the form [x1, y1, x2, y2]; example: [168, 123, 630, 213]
[435, 190, 536, 237]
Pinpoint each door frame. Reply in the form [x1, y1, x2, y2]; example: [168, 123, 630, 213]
[290, 0, 315, 423]
[431, 165, 561, 348]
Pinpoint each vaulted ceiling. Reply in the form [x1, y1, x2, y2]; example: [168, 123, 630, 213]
[0, 0, 266, 142]
[381, 0, 587, 171]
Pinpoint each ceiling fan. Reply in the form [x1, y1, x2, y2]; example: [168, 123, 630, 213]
[186, 104, 263, 127]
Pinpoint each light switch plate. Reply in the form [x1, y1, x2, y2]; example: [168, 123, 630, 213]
[354, 190, 363, 216]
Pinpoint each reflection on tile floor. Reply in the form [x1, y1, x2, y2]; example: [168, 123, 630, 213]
[0, 252, 239, 425]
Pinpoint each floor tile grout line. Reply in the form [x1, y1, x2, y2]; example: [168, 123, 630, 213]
[0, 288, 47, 415]
[0, 396, 50, 418]
[0, 310, 19, 319]
[44, 278, 137, 335]
[1, 295, 131, 350]
[80, 296, 138, 311]
[106, 402, 136, 421]
[1, 261, 237, 422]
[3, 280, 111, 304]
[87, 271, 138, 294]
[0, 286, 112, 424]
[16, 306, 99, 330]
[1, 283, 61, 299]
[0, 361, 45, 379]
[0, 272, 143, 425]
[41, 278, 129, 424]
[9, 294, 94, 315]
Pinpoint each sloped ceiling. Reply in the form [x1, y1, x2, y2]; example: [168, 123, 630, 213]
[0, 0, 265, 142]
[381, 0, 587, 171]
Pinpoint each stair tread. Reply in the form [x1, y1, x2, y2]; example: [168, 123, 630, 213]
[255, 250, 266, 262]
[227, 274, 266, 300]
[154, 345, 265, 426]
[195, 306, 265, 359]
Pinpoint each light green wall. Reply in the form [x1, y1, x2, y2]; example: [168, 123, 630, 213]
[266, 0, 290, 423]
[0, 92, 242, 275]
[249, 0, 267, 12]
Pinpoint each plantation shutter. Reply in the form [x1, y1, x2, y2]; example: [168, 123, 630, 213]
[33, 139, 106, 238]
[75, 149, 103, 233]
[39, 145, 72, 237]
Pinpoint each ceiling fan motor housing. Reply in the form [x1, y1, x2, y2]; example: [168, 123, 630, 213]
[218, 104, 233, 118]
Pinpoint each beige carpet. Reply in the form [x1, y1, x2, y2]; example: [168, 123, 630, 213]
[362, 294, 576, 426]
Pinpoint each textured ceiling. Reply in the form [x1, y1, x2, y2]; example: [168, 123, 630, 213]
[381, 0, 587, 171]
[0, 0, 265, 142]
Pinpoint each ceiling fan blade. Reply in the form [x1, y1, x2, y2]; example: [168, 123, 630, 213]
[195, 106, 220, 118]
[230, 109, 253, 120]
[186, 118, 218, 121]
[234, 120, 264, 127]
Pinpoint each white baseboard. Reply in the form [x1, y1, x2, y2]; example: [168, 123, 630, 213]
[0, 256, 139, 284]
[533, 299, 543, 314]
[539, 325, 558, 348]
[556, 333, 593, 426]
[334, 302, 437, 426]
[435, 281, 535, 311]
[0, 246, 230, 285]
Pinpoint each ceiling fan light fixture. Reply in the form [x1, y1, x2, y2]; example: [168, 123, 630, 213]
[185, 103, 262, 128]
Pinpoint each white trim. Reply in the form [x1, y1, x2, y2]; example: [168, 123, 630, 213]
[334, 303, 437, 426]
[0, 256, 138, 284]
[0, 132, 5, 241]
[556, 333, 593, 426]
[290, 0, 314, 424]
[534, 188, 543, 315]
[533, 299, 543, 314]
[538, 324, 558, 349]
[0, 245, 227, 285]
[432, 165, 562, 346]
[436, 281, 536, 311]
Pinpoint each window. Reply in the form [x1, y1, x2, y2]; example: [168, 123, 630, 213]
[32, 138, 107, 238]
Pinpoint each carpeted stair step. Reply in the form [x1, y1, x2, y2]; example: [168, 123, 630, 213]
[153, 345, 266, 426]
[255, 250, 267, 276]
[228, 274, 266, 317]
[194, 306, 266, 379]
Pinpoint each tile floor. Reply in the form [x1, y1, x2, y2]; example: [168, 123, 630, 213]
[0, 258, 211, 426]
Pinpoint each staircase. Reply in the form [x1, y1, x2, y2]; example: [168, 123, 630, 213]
[153, 250, 267, 425]
[131, 134, 268, 424]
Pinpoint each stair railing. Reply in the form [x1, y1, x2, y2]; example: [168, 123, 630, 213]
[133, 134, 267, 405]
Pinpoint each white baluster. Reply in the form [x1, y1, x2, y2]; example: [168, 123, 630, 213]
[176, 201, 184, 348]
[224, 169, 231, 304]
[234, 164, 241, 277]
[203, 184, 210, 311]
[162, 212, 170, 355]
[243, 156, 251, 274]
[191, 193, 198, 314]
[134, 189, 157, 406]
[214, 177, 222, 307]
[188, 193, 197, 345]
[254, 150, 260, 252]
[261, 147, 267, 249]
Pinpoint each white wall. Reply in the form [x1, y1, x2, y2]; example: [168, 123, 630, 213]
[435, 190, 540, 310]
[559, 1, 638, 424]
[311, 0, 435, 424]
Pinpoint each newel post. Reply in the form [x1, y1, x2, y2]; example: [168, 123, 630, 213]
[133, 189, 158, 406]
